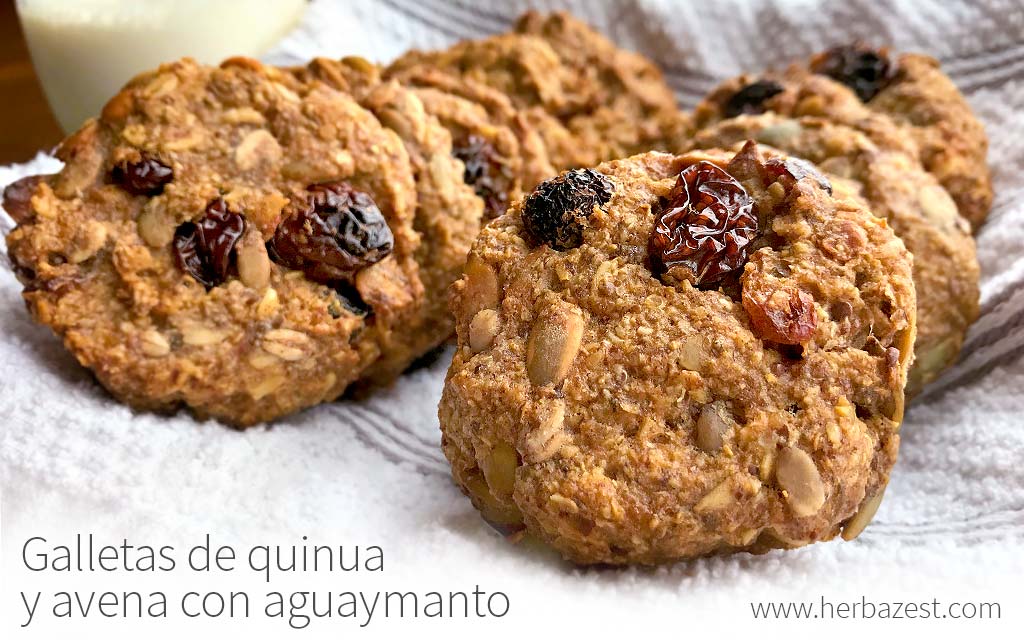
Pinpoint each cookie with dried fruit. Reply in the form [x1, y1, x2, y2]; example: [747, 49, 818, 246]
[695, 47, 992, 230]
[288, 57, 482, 385]
[4, 57, 424, 426]
[819, 47, 991, 230]
[439, 142, 915, 564]
[694, 67, 918, 159]
[689, 113, 979, 395]
[387, 15, 683, 171]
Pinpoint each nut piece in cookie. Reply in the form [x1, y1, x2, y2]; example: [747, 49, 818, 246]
[440, 142, 916, 564]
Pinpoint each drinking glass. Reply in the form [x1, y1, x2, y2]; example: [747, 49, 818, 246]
[16, 0, 307, 133]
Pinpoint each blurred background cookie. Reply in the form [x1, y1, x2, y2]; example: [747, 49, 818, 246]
[808, 45, 992, 230]
[513, 11, 688, 164]
[694, 46, 992, 230]
[387, 12, 684, 172]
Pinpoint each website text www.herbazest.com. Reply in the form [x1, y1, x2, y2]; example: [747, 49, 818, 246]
[750, 596, 1001, 620]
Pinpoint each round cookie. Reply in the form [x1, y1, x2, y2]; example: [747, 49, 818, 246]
[694, 47, 992, 230]
[513, 10, 686, 163]
[386, 32, 584, 171]
[809, 46, 991, 230]
[287, 57, 482, 384]
[387, 17, 683, 170]
[693, 67, 918, 159]
[388, 65, 557, 216]
[440, 142, 916, 564]
[689, 114, 979, 396]
[4, 57, 424, 426]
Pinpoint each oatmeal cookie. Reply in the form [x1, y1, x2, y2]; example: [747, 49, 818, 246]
[513, 10, 687, 163]
[387, 14, 683, 170]
[5, 57, 424, 426]
[820, 48, 991, 230]
[695, 47, 992, 229]
[287, 57, 481, 384]
[693, 67, 917, 159]
[689, 114, 979, 395]
[439, 142, 916, 564]
[388, 65, 557, 216]
[386, 32, 583, 170]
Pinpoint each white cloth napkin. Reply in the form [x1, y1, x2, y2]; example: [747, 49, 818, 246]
[2, 0, 1023, 634]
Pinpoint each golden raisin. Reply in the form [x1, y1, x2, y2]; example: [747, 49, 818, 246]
[742, 283, 817, 345]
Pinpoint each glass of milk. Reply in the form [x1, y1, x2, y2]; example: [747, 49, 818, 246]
[16, 0, 307, 134]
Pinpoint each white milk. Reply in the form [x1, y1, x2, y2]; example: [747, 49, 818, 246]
[16, 0, 307, 133]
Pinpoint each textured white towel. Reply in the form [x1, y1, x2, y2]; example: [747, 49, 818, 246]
[2, 1, 1022, 636]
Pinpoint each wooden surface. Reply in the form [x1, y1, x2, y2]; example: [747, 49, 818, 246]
[0, 0, 63, 164]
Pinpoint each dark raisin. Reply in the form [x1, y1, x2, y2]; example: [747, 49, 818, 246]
[810, 45, 895, 102]
[172, 198, 246, 288]
[742, 283, 817, 345]
[268, 182, 393, 285]
[723, 80, 784, 117]
[112, 156, 174, 196]
[452, 135, 512, 220]
[521, 168, 613, 250]
[3, 174, 48, 224]
[648, 162, 759, 286]
[765, 156, 832, 194]
[173, 226, 204, 284]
